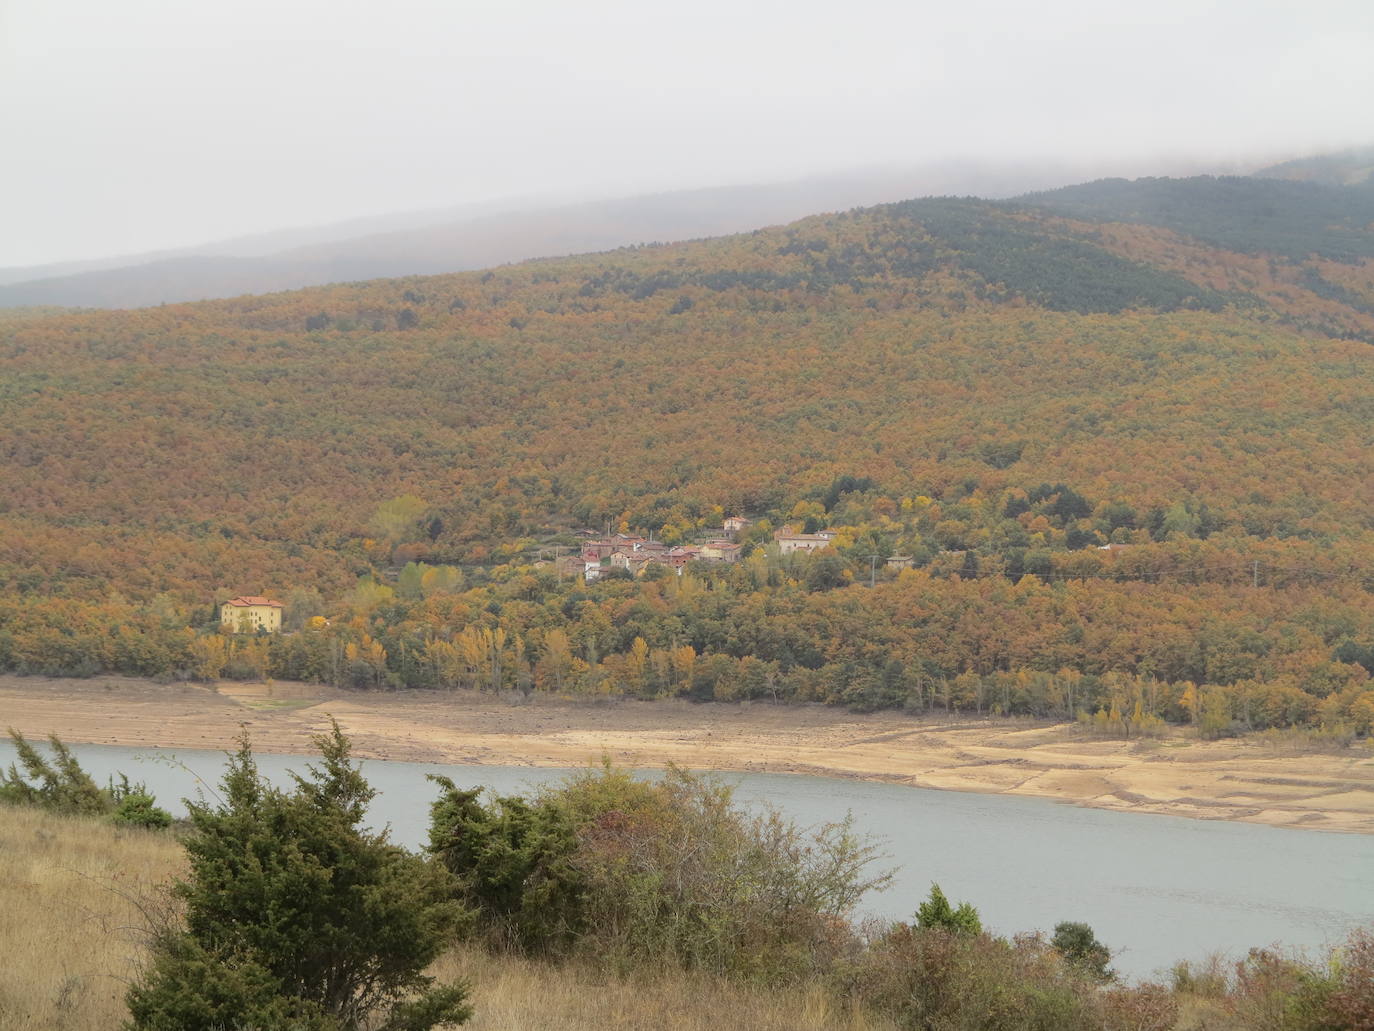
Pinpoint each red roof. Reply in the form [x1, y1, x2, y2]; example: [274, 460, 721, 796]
[225, 596, 283, 608]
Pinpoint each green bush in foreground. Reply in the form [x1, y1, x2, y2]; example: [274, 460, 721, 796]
[1051, 920, 1114, 983]
[428, 761, 890, 982]
[1, 727, 173, 827]
[125, 722, 471, 1031]
[915, 882, 982, 936]
[112, 785, 175, 830]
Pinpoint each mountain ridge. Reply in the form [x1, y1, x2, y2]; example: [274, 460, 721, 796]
[0, 157, 1228, 309]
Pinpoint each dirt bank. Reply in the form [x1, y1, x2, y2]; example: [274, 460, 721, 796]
[3, 674, 1372, 832]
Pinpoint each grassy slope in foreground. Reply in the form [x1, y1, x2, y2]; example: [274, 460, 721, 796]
[0, 804, 896, 1031]
[5, 791, 1373, 1030]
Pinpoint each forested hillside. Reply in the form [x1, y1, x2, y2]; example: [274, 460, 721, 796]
[2, 181, 1372, 730]
[1253, 146, 1374, 187]
[1020, 175, 1374, 342]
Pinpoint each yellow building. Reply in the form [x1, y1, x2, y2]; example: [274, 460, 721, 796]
[220, 595, 284, 633]
[698, 539, 742, 563]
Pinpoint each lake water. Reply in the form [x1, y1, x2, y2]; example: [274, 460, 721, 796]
[3, 739, 1371, 980]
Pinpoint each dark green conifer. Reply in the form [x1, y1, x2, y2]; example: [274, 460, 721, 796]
[125, 722, 471, 1031]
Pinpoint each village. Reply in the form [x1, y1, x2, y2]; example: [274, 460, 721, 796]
[213, 521, 847, 630]
[559, 517, 844, 582]
[216, 514, 1141, 631]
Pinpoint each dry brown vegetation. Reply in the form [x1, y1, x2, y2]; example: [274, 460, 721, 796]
[0, 806, 182, 1030]
[437, 948, 893, 1031]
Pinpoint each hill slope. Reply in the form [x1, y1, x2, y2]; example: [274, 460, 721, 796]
[1021, 174, 1374, 261]
[1, 180, 1372, 723]
[1253, 146, 1374, 187]
[1019, 175, 1374, 342]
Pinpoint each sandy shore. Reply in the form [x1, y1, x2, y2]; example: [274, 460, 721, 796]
[3, 674, 1373, 833]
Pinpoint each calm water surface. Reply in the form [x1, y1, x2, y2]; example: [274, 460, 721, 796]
[3, 740, 1370, 980]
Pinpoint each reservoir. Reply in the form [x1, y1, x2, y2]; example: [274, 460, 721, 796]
[3, 740, 1370, 980]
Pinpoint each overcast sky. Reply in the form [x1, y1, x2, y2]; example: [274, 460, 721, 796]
[2, 0, 1372, 267]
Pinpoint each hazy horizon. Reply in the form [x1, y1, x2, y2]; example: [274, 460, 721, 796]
[3, 0, 1371, 267]
[0, 153, 1248, 275]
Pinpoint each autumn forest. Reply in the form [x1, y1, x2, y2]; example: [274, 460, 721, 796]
[3, 176, 1373, 735]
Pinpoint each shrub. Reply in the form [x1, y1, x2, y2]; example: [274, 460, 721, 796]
[1095, 982, 1179, 1031]
[2, 727, 108, 814]
[125, 723, 471, 1031]
[842, 925, 1092, 1030]
[424, 777, 585, 955]
[1229, 946, 1338, 1031]
[113, 790, 175, 830]
[1221, 930, 1374, 1031]
[1169, 954, 1230, 997]
[1051, 920, 1114, 982]
[915, 882, 982, 936]
[428, 762, 888, 982]
[1, 728, 172, 827]
[1326, 927, 1374, 1030]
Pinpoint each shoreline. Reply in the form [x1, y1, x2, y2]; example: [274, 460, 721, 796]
[3, 674, 1373, 834]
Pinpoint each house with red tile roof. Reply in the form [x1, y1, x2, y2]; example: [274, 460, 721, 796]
[220, 596, 284, 633]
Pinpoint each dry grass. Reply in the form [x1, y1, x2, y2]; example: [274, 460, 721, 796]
[434, 948, 896, 1031]
[0, 806, 896, 1030]
[0, 805, 184, 1031]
